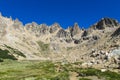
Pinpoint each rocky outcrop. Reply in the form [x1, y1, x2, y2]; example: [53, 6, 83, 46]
[25, 22, 38, 31]
[70, 23, 81, 37]
[81, 30, 88, 37]
[25, 23, 50, 37]
[38, 24, 49, 35]
[13, 19, 23, 29]
[50, 23, 61, 33]
[0, 23, 7, 36]
[56, 29, 72, 43]
[111, 27, 120, 37]
[92, 18, 119, 29]
[56, 29, 69, 38]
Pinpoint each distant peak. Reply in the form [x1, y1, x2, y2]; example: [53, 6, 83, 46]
[68, 23, 81, 37]
[102, 17, 118, 23]
[74, 22, 79, 26]
[49, 23, 61, 33]
[73, 22, 80, 28]
[52, 22, 61, 28]
[92, 17, 119, 29]
[14, 18, 20, 22]
[31, 22, 38, 26]
[14, 18, 23, 26]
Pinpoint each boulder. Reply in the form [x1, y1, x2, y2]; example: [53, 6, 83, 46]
[101, 69, 107, 72]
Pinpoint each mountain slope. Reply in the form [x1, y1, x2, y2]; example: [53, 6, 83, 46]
[0, 14, 120, 69]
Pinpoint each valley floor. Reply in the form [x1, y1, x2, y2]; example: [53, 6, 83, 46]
[0, 60, 120, 80]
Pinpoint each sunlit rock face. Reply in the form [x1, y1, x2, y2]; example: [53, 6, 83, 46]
[0, 13, 120, 69]
[91, 18, 119, 29]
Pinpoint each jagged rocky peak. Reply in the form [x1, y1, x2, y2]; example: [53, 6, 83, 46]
[0, 14, 5, 33]
[92, 18, 119, 29]
[0, 13, 13, 26]
[38, 24, 49, 34]
[25, 22, 38, 27]
[12, 18, 23, 29]
[73, 22, 80, 30]
[0, 13, 11, 36]
[103, 18, 119, 26]
[25, 22, 38, 31]
[69, 23, 81, 37]
[50, 23, 61, 33]
[25, 22, 50, 35]
[56, 29, 68, 38]
[31, 22, 38, 27]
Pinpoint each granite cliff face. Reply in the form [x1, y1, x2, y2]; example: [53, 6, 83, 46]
[0, 13, 120, 69]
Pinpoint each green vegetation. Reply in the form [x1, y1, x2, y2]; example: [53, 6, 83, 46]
[72, 68, 120, 80]
[77, 68, 100, 76]
[67, 47, 73, 51]
[79, 78, 92, 80]
[37, 41, 50, 53]
[99, 70, 120, 80]
[0, 60, 69, 80]
[0, 60, 120, 80]
[0, 49, 17, 60]
[0, 45, 26, 62]
[5, 45, 26, 57]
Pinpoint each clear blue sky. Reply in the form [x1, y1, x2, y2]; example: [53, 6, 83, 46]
[0, 0, 120, 29]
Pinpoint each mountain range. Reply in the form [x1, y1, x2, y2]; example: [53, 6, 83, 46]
[0, 13, 120, 69]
